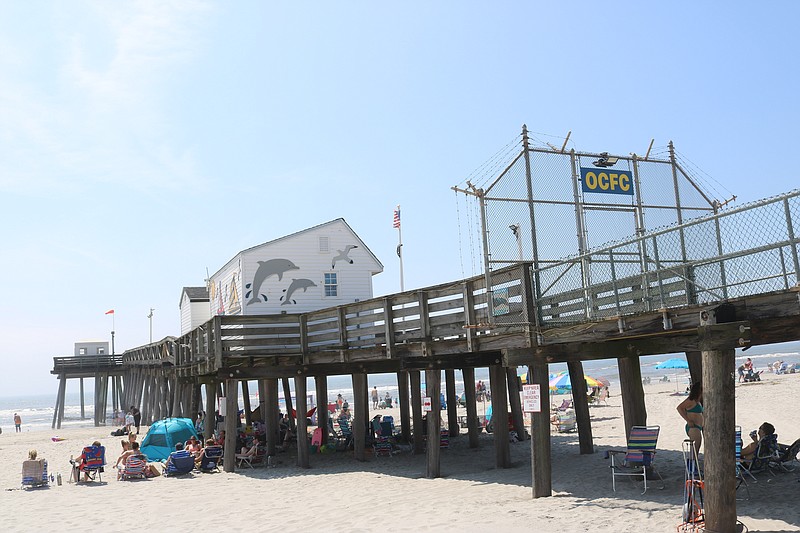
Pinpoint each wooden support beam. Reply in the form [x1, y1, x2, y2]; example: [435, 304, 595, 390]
[352, 373, 367, 462]
[617, 356, 647, 439]
[241, 380, 252, 427]
[489, 365, 511, 468]
[315, 376, 329, 445]
[567, 361, 594, 454]
[79, 378, 85, 419]
[397, 371, 411, 443]
[265, 378, 279, 456]
[282, 378, 295, 432]
[462, 367, 479, 448]
[685, 351, 702, 384]
[702, 347, 737, 532]
[52, 374, 66, 429]
[506, 367, 526, 440]
[223, 379, 238, 472]
[426, 368, 442, 478]
[295, 375, 310, 468]
[530, 361, 552, 498]
[410, 370, 424, 454]
[444, 369, 458, 437]
[204, 382, 216, 441]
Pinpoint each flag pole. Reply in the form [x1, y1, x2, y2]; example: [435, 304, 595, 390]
[394, 205, 404, 292]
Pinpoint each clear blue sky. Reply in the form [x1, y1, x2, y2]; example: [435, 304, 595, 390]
[1, 2, 798, 397]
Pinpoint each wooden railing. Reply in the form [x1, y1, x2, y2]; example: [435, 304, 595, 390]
[51, 355, 124, 374]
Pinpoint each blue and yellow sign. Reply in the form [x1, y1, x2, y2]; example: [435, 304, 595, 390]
[580, 167, 634, 195]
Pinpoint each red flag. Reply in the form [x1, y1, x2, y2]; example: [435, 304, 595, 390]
[392, 206, 401, 229]
[105, 309, 115, 315]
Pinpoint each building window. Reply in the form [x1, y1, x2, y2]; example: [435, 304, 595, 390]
[79, 348, 86, 355]
[97, 347, 105, 355]
[319, 236, 329, 253]
[324, 272, 338, 297]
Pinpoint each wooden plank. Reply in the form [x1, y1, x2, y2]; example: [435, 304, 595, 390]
[397, 371, 411, 442]
[315, 376, 328, 445]
[241, 380, 252, 426]
[204, 382, 216, 441]
[384, 297, 395, 358]
[265, 378, 279, 456]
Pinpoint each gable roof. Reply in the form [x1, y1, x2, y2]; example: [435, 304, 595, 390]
[210, 218, 383, 279]
[180, 286, 209, 306]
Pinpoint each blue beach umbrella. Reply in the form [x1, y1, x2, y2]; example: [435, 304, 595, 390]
[655, 358, 689, 392]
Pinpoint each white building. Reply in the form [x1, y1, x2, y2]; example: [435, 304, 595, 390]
[74, 340, 109, 356]
[179, 287, 211, 335]
[181, 219, 382, 325]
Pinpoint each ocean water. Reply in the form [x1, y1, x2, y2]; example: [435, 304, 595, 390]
[4, 344, 797, 434]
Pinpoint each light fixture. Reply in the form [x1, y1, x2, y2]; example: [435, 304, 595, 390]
[593, 152, 619, 167]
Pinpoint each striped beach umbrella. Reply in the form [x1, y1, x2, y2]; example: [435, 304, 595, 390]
[548, 372, 605, 392]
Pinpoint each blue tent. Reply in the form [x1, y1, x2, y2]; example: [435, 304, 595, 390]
[140, 418, 197, 461]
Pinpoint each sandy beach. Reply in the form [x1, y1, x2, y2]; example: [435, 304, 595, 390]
[2, 372, 799, 533]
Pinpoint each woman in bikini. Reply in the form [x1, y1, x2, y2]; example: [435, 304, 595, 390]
[677, 381, 704, 458]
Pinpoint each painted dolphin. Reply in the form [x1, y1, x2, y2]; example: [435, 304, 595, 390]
[245, 258, 300, 305]
[280, 278, 317, 305]
[331, 245, 358, 269]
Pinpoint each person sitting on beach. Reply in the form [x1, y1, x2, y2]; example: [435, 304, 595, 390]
[114, 439, 132, 468]
[186, 435, 202, 457]
[164, 442, 192, 471]
[741, 422, 777, 464]
[215, 430, 226, 447]
[237, 436, 260, 459]
[116, 441, 141, 479]
[73, 440, 103, 482]
[677, 382, 704, 459]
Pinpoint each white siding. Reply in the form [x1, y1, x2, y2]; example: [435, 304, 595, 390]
[181, 292, 211, 335]
[180, 292, 193, 335]
[207, 220, 381, 316]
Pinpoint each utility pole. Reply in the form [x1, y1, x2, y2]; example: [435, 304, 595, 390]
[147, 308, 155, 344]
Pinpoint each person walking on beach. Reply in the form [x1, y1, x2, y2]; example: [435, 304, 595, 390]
[130, 405, 141, 434]
[371, 387, 379, 409]
[677, 382, 704, 464]
[14, 413, 21, 432]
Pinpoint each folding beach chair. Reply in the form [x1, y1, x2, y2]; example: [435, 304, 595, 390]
[609, 425, 664, 493]
[735, 426, 751, 500]
[164, 449, 195, 476]
[199, 445, 223, 472]
[775, 438, 800, 472]
[21, 459, 48, 489]
[552, 409, 577, 433]
[740, 433, 780, 478]
[72, 445, 106, 483]
[335, 417, 353, 450]
[680, 439, 704, 528]
[120, 455, 148, 480]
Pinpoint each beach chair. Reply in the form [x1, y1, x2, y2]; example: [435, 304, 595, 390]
[741, 433, 780, 478]
[609, 425, 664, 493]
[21, 459, 48, 489]
[72, 445, 106, 483]
[552, 409, 577, 433]
[590, 388, 609, 406]
[553, 398, 572, 411]
[120, 455, 148, 480]
[164, 450, 195, 476]
[237, 444, 265, 469]
[335, 417, 353, 450]
[735, 426, 751, 499]
[775, 438, 800, 472]
[199, 445, 224, 472]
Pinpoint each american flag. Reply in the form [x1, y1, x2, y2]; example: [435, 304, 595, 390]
[392, 206, 401, 229]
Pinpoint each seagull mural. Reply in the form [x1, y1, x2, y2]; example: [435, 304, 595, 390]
[245, 258, 300, 305]
[331, 245, 358, 269]
[280, 278, 317, 305]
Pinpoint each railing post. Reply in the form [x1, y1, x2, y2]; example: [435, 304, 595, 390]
[785, 197, 800, 284]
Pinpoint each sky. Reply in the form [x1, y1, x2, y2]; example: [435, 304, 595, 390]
[1, 2, 799, 398]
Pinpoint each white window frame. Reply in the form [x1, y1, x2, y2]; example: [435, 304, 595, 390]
[324, 272, 338, 297]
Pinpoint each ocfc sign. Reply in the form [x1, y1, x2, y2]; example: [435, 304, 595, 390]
[580, 167, 634, 196]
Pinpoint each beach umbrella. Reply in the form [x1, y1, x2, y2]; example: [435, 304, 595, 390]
[548, 372, 605, 393]
[655, 358, 689, 392]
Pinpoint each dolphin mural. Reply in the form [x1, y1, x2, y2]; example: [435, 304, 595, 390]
[279, 278, 318, 305]
[331, 245, 358, 269]
[245, 258, 300, 305]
